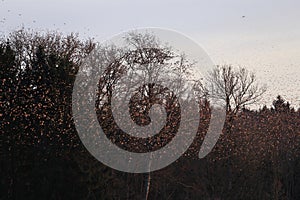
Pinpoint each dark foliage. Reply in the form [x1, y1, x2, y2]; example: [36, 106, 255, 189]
[1, 29, 300, 200]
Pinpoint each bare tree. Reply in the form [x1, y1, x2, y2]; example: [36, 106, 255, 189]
[206, 65, 267, 190]
[207, 65, 266, 115]
[77, 32, 203, 199]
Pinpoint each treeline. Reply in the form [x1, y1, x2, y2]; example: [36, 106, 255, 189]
[1, 29, 300, 199]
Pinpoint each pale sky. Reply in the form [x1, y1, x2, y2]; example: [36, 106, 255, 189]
[1, 0, 299, 108]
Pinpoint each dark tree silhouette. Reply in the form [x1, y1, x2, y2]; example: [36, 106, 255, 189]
[1, 29, 300, 200]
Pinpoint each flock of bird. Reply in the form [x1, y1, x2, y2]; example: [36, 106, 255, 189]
[0, 1, 68, 28]
[0, 1, 95, 37]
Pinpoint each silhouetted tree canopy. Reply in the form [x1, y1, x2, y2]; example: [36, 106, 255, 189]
[1, 29, 300, 200]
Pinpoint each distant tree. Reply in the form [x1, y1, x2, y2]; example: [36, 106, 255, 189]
[272, 95, 292, 113]
[207, 65, 266, 114]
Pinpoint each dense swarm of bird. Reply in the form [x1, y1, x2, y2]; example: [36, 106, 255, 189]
[1, 28, 300, 199]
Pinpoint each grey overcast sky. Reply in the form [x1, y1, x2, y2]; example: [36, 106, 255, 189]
[0, 0, 299, 108]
